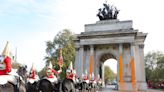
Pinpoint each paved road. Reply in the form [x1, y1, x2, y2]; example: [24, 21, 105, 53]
[98, 85, 164, 92]
[98, 85, 119, 92]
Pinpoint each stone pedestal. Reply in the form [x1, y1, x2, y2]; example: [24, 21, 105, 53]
[119, 82, 147, 91]
[85, 19, 133, 32]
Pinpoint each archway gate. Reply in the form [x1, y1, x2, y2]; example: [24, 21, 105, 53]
[74, 20, 147, 91]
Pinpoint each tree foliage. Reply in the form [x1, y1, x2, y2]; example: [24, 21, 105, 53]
[145, 51, 163, 70]
[145, 51, 164, 82]
[40, 29, 76, 79]
[156, 57, 164, 80]
[38, 67, 46, 78]
[104, 66, 116, 82]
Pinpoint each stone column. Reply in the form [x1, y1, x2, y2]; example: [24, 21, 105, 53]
[119, 43, 124, 82]
[79, 45, 84, 77]
[95, 49, 98, 78]
[130, 43, 137, 91]
[102, 62, 105, 87]
[75, 47, 80, 76]
[86, 48, 90, 75]
[89, 45, 94, 78]
[83, 49, 86, 74]
[117, 58, 119, 81]
[138, 44, 147, 91]
[119, 43, 127, 91]
[130, 43, 136, 83]
[139, 44, 146, 81]
[134, 44, 141, 82]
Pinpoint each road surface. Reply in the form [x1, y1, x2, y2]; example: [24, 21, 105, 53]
[98, 85, 164, 92]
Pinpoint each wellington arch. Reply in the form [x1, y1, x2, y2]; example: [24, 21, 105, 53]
[74, 19, 147, 91]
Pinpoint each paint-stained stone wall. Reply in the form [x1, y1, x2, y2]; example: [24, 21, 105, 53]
[74, 20, 147, 91]
[123, 44, 131, 81]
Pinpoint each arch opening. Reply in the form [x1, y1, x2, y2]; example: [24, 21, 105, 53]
[99, 53, 118, 90]
[104, 58, 118, 90]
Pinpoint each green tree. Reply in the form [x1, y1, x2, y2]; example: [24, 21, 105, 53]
[38, 67, 46, 78]
[156, 56, 164, 81]
[44, 29, 76, 79]
[144, 51, 164, 82]
[145, 51, 163, 70]
[144, 51, 163, 81]
[104, 66, 116, 83]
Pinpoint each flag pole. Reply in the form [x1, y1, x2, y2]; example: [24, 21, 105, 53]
[58, 48, 63, 69]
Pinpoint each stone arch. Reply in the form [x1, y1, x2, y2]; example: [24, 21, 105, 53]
[98, 52, 119, 86]
[100, 53, 117, 61]
[74, 20, 147, 91]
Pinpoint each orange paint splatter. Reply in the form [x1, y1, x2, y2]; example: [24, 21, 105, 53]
[119, 54, 127, 90]
[131, 57, 137, 91]
[89, 53, 94, 79]
[119, 54, 124, 82]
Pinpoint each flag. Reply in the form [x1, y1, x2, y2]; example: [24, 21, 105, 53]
[58, 49, 63, 67]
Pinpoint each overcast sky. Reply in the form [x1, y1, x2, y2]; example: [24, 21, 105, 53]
[0, 0, 164, 71]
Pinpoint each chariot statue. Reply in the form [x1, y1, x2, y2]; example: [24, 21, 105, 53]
[97, 3, 120, 20]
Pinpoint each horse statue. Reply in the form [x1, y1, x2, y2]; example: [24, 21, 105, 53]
[97, 3, 119, 20]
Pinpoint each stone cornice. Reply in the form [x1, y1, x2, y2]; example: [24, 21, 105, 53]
[79, 36, 135, 45]
[77, 30, 138, 39]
